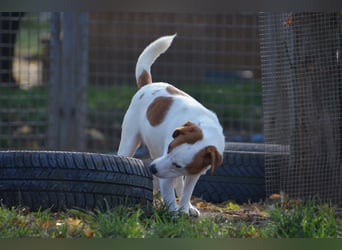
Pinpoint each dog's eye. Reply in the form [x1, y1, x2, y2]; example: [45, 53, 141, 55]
[173, 162, 182, 168]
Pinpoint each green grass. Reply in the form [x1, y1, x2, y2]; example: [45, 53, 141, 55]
[264, 200, 342, 238]
[0, 81, 261, 149]
[0, 81, 261, 109]
[0, 81, 261, 122]
[87, 81, 262, 111]
[87, 85, 136, 111]
[0, 199, 341, 238]
[86, 81, 263, 132]
[0, 86, 47, 110]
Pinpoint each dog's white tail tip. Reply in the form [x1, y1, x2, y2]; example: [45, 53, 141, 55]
[135, 34, 177, 88]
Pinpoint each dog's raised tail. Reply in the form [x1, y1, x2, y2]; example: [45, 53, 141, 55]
[135, 34, 176, 89]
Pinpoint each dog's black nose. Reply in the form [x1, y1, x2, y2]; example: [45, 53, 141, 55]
[149, 164, 157, 175]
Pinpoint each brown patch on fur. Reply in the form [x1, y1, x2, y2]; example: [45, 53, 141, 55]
[167, 121, 203, 153]
[147, 96, 173, 126]
[185, 146, 223, 175]
[137, 70, 152, 89]
[166, 85, 187, 96]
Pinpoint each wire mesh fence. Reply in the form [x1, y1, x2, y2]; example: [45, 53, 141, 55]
[0, 12, 263, 153]
[0, 12, 49, 149]
[260, 12, 342, 203]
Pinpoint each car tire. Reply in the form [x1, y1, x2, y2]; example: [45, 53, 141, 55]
[0, 151, 153, 211]
[193, 142, 288, 204]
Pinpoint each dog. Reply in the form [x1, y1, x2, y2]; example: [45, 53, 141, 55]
[117, 34, 225, 216]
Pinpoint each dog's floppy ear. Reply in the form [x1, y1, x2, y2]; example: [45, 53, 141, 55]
[168, 121, 203, 153]
[185, 145, 223, 175]
[204, 145, 223, 175]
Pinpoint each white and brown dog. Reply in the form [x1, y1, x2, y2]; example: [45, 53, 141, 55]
[118, 34, 225, 216]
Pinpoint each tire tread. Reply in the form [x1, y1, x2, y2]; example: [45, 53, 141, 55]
[0, 151, 153, 211]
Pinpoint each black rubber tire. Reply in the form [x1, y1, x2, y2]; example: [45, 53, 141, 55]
[193, 142, 288, 204]
[0, 151, 153, 211]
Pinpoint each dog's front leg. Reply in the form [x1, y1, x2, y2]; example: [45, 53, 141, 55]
[159, 178, 178, 212]
[178, 174, 201, 216]
[174, 176, 184, 198]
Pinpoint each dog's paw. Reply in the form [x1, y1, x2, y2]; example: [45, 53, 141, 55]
[188, 204, 200, 217]
[177, 203, 200, 217]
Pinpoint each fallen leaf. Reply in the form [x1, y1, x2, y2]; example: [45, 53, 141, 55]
[226, 202, 241, 210]
[41, 220, 56, 228]
[84, 228, 96, 238]
[67, 218, 81, 228]
[270, 193, 281, 199]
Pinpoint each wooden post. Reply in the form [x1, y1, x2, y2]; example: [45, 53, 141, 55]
[48, 12, 88, 151]
[48, 12, 61, 150]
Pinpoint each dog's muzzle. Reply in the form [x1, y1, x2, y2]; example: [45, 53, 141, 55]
[149, 164, 157, 175]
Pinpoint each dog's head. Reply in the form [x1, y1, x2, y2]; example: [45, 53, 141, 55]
[149, 121, 223, 178]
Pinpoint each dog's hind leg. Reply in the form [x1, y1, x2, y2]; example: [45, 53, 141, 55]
[117, 134, 141, 157]
[117, 108, 142, 157]
[117, 126, 141, 157]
